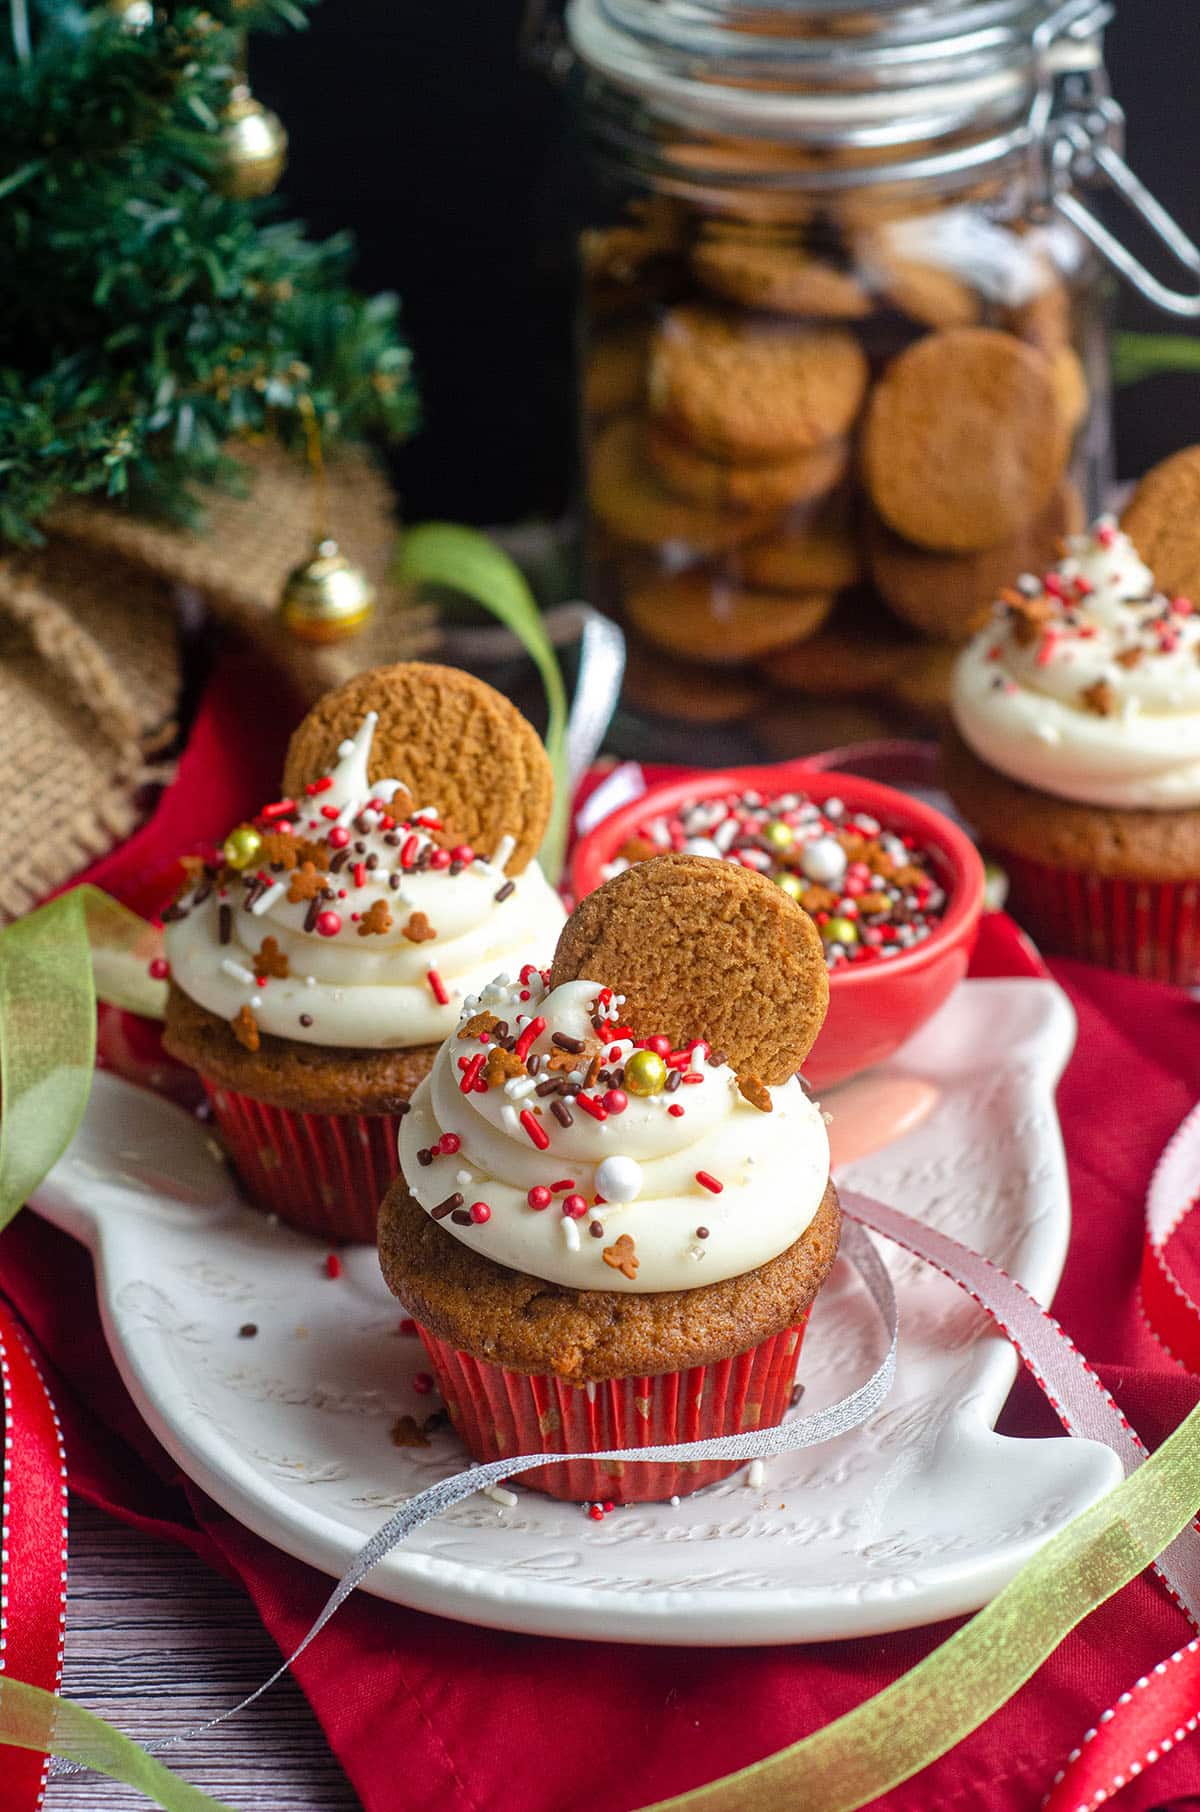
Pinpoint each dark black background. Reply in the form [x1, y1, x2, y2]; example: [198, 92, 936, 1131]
[254, 2, 1200, 525]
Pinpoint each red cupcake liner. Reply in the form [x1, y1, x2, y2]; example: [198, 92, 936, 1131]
[1000, 855, 1200, 987]
[201, 1079, 403, 1242]
[417, 1316, 811, 1503]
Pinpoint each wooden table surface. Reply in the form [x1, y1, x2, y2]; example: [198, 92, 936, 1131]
[46, 1499, 360, 1812]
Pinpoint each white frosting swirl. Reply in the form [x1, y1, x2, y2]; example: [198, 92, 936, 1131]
[400, 974, 830, 1293]
[952, 518, 1200, 810]
[164, 715, 565, 1048]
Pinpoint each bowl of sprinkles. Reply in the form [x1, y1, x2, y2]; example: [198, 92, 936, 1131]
[570, 760, 985, 1090]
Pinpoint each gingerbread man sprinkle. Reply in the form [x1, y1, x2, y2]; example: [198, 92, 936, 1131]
[357, 899, 393, 938]
[254, 936, 290, 980]
[602, 1234, 639, 1280]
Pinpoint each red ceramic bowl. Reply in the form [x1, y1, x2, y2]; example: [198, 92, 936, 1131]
[570, 752, 985, 1092]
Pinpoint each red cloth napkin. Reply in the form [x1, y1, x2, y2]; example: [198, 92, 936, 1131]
[4, 659, 1200, 1812]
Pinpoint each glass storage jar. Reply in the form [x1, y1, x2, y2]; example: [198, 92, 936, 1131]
[567, 0, 1200, 756]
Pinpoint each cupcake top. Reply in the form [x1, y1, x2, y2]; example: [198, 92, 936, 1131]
[952, 516, 1200, 810]
[400, 854, 833, 1295]
[163, 711, 565, 1050]
[397, 969, 830, 1293]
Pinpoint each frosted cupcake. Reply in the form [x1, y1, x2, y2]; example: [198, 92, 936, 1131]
[378, 852, 841, 1502]
[944, 515, 1200, 981]
[163, 664, 565, 1239]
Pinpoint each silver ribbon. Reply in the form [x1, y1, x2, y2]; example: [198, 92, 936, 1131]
[48, 1219, 896, 1776]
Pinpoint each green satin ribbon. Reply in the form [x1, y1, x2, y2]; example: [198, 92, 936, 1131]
[394, 523, 570, 881]
[2, 887, 1200, 1812]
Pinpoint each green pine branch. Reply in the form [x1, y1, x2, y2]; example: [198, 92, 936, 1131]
[0, 0, 418, 545]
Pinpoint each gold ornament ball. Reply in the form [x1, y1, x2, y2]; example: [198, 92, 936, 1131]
[624, 1050, 668, 1097]
[223, 824, 263, 870]
[776, 872, 805, 902]
[214, 87, 288, 200]
[762, 820, 794, 851]
[279, 539, 376, 644]
[825, 916, 859, 947]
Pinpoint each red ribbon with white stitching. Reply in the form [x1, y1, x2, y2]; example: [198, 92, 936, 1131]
[1041, 1102, 1200, 1811]
[0, 1301, 69, 1812]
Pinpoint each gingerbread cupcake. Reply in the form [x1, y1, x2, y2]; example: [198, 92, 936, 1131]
[163, 663, 565, 1240]
[945, 510, 1200, 983]
[378, 854, 840, 1503]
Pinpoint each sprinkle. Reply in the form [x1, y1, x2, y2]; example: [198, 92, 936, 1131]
[562, 1193, 588, 1219]
[260, 797, 298, 820]
[527, 1185, 552, 1210]
[695, 1226, 710, 1239]
[459, 1053, 486, 1094]
[238, 1323, 258, 1338]
[682, 1073, 704, 1085]
[603, 1089, 628, 1114]
[696, 1171, 724, 1194]
[220, 957, 255, 985]
[148, 956, 170, 980]
[563, 1216, 581, 1251]
[494, 880, 515, 902]
[428, 968, 450, 1006]
[249, 880, 286, 916]
[482, 1483, 518, 1508]
[552, 1032, 586, 1054]
[353, 862, 367, 888]
[412, 1372, 434, 1396]
[589, 1221, 605, 1237]
[320, 804, 340, 820]
[400, 834, 420, 869]
[324, 1252, 342, 1279]
[746, 1460, 765, 1490]
[417, 1148, 434, 1167]
[514, 1016, 546, 1062]
[432, 1193, 465, 1220]
[490, 834, 517, 871]
[299, 1012, 313, 1027]
[218, 903, 232, 945]
[315, 909, 342, 938]
[439, 1132, 462, 1155]
[667, 1104, 685, 1117]
[469, 1201, 491, 1224]
[551, 1099, 574, 1128]
[550, 1179, 576, 1193]
[328, 826, 351, 849]
[520, 1109, 550, 1150]
[574, 1092, 608, 1122]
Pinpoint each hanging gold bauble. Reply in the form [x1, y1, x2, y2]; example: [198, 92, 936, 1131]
[107, 0, 155, 31]
[213, 85, 288, 200]
[279, 539, 375, 643]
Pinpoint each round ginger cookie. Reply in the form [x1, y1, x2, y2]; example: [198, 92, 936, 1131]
[759, 595, 916, 694]
[738, 498, 863, 594]
[858, 242, 981, 330]
[646, 419, 849, 512]
[627, 569, 833, 665]
[623, 639, 764, 724]
[282, 662, 552, 875]
[690, 237, 871, 320]
[550, 852, 829, 1083]
[589, 417, 772, 555]
[1121, 446, 1200, 604]
[648, 305, 869, 461]
[866, 479, 1085, 643]
[861, 327, 1069, 553]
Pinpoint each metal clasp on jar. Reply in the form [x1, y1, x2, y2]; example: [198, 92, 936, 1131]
[1037, 2, 1200, 318]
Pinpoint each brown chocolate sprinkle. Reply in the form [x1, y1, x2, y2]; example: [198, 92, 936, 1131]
[330, 849, 350, 874]
[389, 873, 402, 890]
[1081, 678, 1118, 717]
[218, 903, 232, 945]
[551, 1099, 574, 1128]
[238, 1322, 258, 1338]
[666, 1069, 682, 1093]
[552, 1033, 586, 1054]
[231, 1005, 260, 1053]
[737, 1073, 773, 1114]
[299, 1013, 313, 1027]
[589, 1221, 605, 1237]
[708, 1050, 727, 1068]
[448, 859, 465, 877]
[432, 1193, 464, 1220]
[161, 902, 186, 924]
[695, 1227, 710, 1240]
[416, 1148, 434, 1167]
[494, 880, 516, 902]
[303, 898, 321, 934]
[450, 1208, 473, 1226]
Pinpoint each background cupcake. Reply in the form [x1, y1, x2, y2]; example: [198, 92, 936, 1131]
[163, 662, 565, 1240]
[944, 476, 1200, 984]
[378, 852, 841, 1503]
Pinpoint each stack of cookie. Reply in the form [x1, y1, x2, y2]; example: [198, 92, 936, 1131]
[582, 171, 1094, 749]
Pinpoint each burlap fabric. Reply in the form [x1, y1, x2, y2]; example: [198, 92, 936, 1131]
[0, 439, 434, 919]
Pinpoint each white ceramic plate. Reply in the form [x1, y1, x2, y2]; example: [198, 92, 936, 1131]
[33, 977, 1120, 1646]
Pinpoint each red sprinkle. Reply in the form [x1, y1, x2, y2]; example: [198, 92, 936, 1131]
[451, 845, 475, 864]
[469, 1201, 491, 1224]
[641, 1036, 672, 1057]
[460, 1053, 486, 1094]
[412, 1372, 434, 1396]
[588, 1504, 604, 1522]
[148, 956, 170, 980]
[527, 1185, 552, 1210]
[550, 1179, 576, 1194]
[353, 862, 367, 889]
[562, 1194, 588, 1219]
[439, 1132, 461, 1155]
[519, 1109, 550, 1151]
[315, 910, 342, 938]
[305, 777, 334, 796]
[328, 826, 351, 849]
[260, 798, 297, 820]
[574, 1092, 608, 1122]
[324, 1252, 342, 1279]
[430, 848, 452, 869]
[603, 1089, 628, 1115]
[682, 1073, 705, 1085]
[514, 1016, 546, 1063]
[400, 834, 420, 869]
[667, 1104, 685, 1118]
[320, 804, 341, 820]
[428, 968, 450, 1005]
[695, 1171, 724, 1195]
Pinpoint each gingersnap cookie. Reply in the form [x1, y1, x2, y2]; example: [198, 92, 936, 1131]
[589, 417, 772, 555]
[690, 236, 871, 319]
[584, 323, 648, 419]
[281, 662, 552, 875]
[550, 852, 830, 1082]
[623, 640, 765, 724]
[1051, 346, 1089, 438]
[738, 498, 863, 594]
[626, 569, 833, 665]
[759, 595, 917, 694]
[1121, 446, 1200, 604]
[866, 480, 1085, 643]
[1003, 276, 1072, 356]
[648, 305, 870, 461]
[646, 419, 849, 512]
[861, 327, 1069, 552]
[858, 240, 981, 330]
